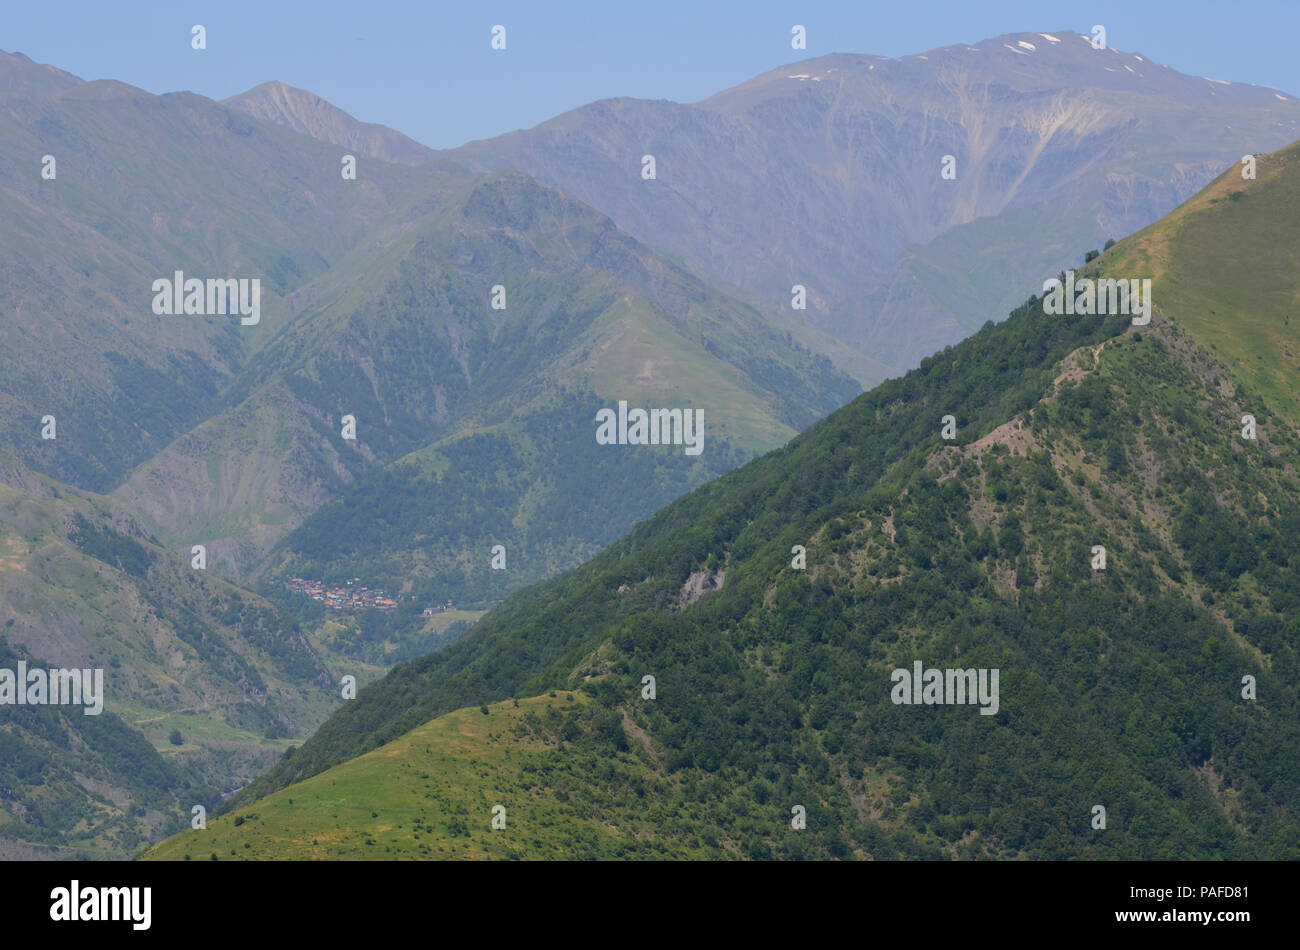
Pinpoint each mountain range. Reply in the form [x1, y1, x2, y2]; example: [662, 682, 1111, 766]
[227, 31, 1300, 384]
[1, 30, 1297, 859]
[0, 43, 850, 856]
[146, 141, 1300, 860]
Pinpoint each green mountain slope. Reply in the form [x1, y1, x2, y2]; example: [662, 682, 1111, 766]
[118, 170, 856, 596]
[136, 691, 722, 860]
[1104, 144, 1300, 424]
[262, 389, 747, 617]
[154, 144, 1300, 860]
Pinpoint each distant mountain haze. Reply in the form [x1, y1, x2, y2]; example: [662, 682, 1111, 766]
[223, 81, 437, 166]
[445, 31, 1300, 381]
[208, 33, 1300, 383]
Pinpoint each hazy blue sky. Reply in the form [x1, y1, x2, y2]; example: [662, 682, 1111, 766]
[7, 0, 1299, 149]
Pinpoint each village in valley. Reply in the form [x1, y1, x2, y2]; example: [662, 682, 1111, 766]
[284, 576, 453, 616]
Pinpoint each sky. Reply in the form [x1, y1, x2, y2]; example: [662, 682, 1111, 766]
[6, 0, 1300, 150]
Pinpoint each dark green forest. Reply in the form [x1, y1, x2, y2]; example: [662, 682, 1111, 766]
[271, 389, 747, 610]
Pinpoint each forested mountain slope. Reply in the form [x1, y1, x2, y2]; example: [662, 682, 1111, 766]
[145, 145, 1300, 860]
